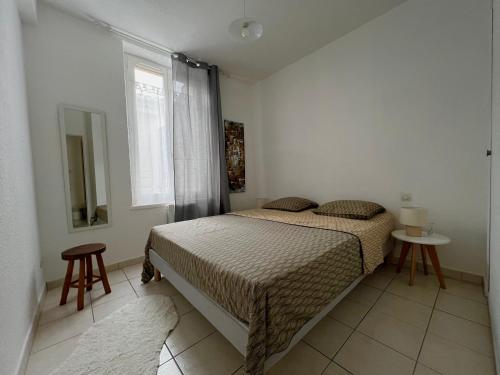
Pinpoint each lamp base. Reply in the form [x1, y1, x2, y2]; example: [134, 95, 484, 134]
[405, 225, 423, 237]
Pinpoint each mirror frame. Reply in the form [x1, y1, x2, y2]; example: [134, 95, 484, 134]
[58, 104, 112, 232]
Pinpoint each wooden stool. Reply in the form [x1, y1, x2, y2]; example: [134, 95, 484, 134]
[60, 243, 111, 311]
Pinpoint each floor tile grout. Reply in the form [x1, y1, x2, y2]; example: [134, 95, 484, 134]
[326, 266, 451, 372]
[366, 304, 430, 332]
[302, 339, 335, 361]
[31, 333, 82, 355]
[171, 328, 245, 375]
[384, 289, 437, 308]
[423, 329, 495, 359]
[167, 329, 218, 359]
[89, 286, 96, 323]
[318, 357, 332, 375]
[392, 267, 489, 374]
[325, 360, 353, 375]
[38, 276, 139, 339]
[418, 363, 445, 375]
[433, 306, 491, 327]
[411, 283, 441, 375]
[37, 306, 92, 328]
[354, 330, 418, 362]
[341, 295, 375, 309]
[164, 344, 185, 375]
[230, 365, 243, 375]
[410, 285, 494, 374]
[127, 278, 140, 297]
[31, 265, 492, 375]
[327, 272, 392, 372]
[439, 290, 488, 305]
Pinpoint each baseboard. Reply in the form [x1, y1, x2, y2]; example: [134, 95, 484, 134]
[115, 255, 145, 270]
[15, 255, 144, 372]
[388, 255, 483, 286]
[15, 284, 47, 375]
[46, 255, 145, 290]
[47, 253, 483, 289]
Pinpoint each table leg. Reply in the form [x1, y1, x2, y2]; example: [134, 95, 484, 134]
[409, 244, 417, 286]
[426, 245, 446, 288]
[396, 241, 410, 273]
[420, 244, 429, 275]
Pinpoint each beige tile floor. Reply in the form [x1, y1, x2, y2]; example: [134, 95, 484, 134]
[25, 262, 495, 375]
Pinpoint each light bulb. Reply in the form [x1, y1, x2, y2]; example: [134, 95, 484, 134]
[241, 24, 250, 39]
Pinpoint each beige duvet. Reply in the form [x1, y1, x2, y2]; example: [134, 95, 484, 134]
[142, 209, 394, 375]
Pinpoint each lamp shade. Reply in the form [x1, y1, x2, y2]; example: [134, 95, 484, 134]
[399, 207, 428, 226]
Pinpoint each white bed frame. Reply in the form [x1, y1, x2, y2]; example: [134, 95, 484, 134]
[150, 240, 393, 371]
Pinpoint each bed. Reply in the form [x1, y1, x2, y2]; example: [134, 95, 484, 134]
[142, 208, 394, 375]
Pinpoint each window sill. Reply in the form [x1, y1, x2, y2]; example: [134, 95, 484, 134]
[129, 203, 174, 210]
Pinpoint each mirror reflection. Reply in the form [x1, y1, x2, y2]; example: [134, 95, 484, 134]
[60, 106, 110, 230]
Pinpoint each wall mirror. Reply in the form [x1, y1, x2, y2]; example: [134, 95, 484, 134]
[59, 105, 111, 232]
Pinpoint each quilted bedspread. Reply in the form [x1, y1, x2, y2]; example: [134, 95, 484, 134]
[142, 209, 394, 375]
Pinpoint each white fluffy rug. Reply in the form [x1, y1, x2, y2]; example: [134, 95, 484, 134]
[50, 295, 178, 375]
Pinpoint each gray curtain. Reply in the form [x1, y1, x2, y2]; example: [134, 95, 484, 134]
[172, 53, 231, 221]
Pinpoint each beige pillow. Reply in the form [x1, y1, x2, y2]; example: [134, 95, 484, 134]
[313, 200, 385, 220]
[262, 197, 318, 212]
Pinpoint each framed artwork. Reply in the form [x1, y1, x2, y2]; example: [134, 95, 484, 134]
[224, 120, 245, 193]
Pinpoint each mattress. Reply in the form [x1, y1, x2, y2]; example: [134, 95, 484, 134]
[142, 209, 394, 375]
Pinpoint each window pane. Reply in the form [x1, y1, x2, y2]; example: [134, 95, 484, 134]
[135, 66, 164, 89]
[126, 57, 173, 207]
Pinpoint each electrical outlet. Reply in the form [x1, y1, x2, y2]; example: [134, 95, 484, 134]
[401, 192, 412, 203]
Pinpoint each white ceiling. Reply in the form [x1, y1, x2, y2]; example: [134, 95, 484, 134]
[43, 0, 406, 82]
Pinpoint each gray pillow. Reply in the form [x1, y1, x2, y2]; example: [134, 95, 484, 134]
[313, 200, 385, 220]
[262, 197, 318, 212]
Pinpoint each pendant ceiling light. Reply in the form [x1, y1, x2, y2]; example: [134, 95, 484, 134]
[228, 0, 263, 42]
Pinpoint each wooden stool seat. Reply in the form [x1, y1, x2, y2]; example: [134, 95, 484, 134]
[60, 243, 111, 311]
[61, 243, 106, 260]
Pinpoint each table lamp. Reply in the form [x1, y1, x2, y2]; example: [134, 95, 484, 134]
[399, 207, 428, 237]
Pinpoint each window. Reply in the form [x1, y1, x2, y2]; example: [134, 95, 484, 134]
[124, 53, 174, 207]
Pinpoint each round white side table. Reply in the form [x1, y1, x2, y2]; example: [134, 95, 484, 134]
[391, 229, 450, 289]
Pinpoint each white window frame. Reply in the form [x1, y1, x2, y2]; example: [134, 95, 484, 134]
[124, 50, 174, 208]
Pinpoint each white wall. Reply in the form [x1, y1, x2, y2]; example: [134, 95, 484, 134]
[24, 0, 490, 280]
[255, 0, 491, 276]
[23, 3, 257, 282]
[489, 0, 500, 371]
[0, 0, 45, 374]
[221, 76, 258, 211]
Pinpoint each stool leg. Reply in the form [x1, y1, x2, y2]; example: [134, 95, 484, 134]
[60, 260, 74, 305]
[396, 241, 410, 273]
[86, 255, 93, 291]
[96, 253, 111, 294]
[426, 245, 446, 289]
[409, 244, 417, 286]
[77, 259, 85, 311]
